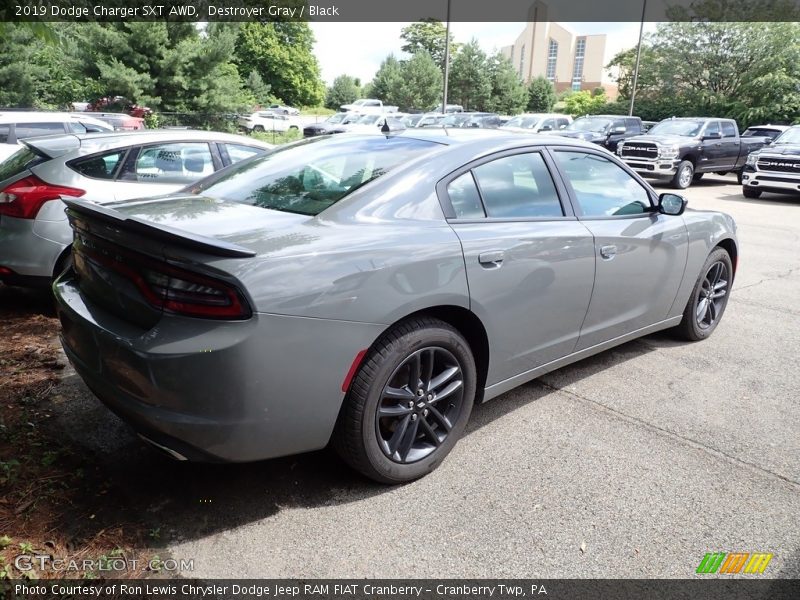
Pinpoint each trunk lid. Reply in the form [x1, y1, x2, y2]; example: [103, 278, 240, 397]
[62, 195, 306, 328]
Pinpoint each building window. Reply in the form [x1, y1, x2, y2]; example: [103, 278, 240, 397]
[572, 37, 586, 91]
[519, 44, 525, 77]
[546, 39, 558, 82]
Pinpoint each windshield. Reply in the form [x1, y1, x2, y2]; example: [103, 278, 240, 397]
[188, 136, 441, 216]
[566, 118, 612, 133]
[648, 120, 704, 136]
[773, 127, 800, 145]
[505, 116, 543, 129]
[326, 113, 347, 124]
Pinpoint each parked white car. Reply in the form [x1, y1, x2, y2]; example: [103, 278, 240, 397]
[238, 111, 301, 133]
[0, 111, 113, 162]
[339, 99, 399, 115]
[266, 104, 300, 116]
[500, 113, 573, 134]
[342, 113, 405, 133]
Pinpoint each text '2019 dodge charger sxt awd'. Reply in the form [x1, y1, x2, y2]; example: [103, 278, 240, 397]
[54, 130, 738, 483]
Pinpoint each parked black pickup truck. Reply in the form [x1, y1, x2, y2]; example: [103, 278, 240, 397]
[617, 117, 770, 189]
[741, 124, 800, 198]
[552, 115, 643, 152]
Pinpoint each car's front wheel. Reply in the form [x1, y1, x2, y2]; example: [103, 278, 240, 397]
[334, 317, 476, 484]
[674, 247, 733, 341]
[671, 160, 694, 189]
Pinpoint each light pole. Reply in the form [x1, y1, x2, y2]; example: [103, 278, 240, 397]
[442, 0, 451, 114]
[629, 0, 647, 116]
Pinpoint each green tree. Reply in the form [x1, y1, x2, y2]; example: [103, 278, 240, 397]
[246, 71, 273, 107]
[394, 51, 443, 112]
[448, 39, 492, 111]
[607, 22, 800, 127]
[235, 22, 325, 107]
[486, 53, 528, 114]
[526, 76, 557, 112]
[563, 90, 608, 116]
[400, 19, 458, 71]
[371, 54, 404, 104]
[325, 74, 362, 110]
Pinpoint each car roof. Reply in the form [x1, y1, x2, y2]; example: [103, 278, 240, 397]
[0, 111, 110, 126]
[24, 129, 274, 157]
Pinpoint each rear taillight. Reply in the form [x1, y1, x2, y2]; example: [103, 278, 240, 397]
[0, 176, 85, 219]
[78, 238, 251, 320]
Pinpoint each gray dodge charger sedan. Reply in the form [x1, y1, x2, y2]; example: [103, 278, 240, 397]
[54, 131, 738, 483]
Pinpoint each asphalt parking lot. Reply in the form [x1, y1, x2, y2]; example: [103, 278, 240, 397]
[39, 175, 800, 578]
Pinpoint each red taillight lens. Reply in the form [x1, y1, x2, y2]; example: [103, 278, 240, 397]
[0, 176, 85, 219]
[77, 239, 251, 320]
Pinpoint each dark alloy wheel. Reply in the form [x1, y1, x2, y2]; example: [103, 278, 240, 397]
[375, 347, 465, 464]
[674, 247, 733, 341]
[333, 317, 476, 483]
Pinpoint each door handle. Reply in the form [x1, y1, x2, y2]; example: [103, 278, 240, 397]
[478, 250, 505, 267]
[599, 245, 617, 259]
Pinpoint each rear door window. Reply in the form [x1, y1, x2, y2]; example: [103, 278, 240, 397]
[0, 124, 9, 144]
[471, 152, 564, 218]
[120, 142, 214, 184]
[69, 151, 127, 180]
[14, 122, 67, 139]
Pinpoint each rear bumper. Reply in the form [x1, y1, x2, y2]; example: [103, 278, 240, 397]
[0, 211, 67, 281]
[54, 271, 385, 462]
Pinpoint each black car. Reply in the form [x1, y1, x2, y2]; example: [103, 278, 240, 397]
[303, 113, 351, 138]
[552, 115, 643, 152]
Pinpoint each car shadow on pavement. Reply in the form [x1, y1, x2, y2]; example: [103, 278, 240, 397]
[30, 328, 687, 553]
[0, 283, 56, 318]
[718, 190, 800, 207]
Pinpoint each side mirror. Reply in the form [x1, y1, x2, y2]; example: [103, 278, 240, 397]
[611, 126, 626, 135]
[764, 138, 773, 145]
[540, 125, 553, 131]
[658, 193, 687, 216]
[703, 131, 722, 140]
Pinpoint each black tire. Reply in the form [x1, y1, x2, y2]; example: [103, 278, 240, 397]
[673, 247, 733, 341]
[333, 317, 476, 484]
[253, 125, 265, 133]
[693, 173, 704, 182]
[671, 160, 694, 189]
[742, 185, 761, 198]
[736, 171, 744, 185]
[289, 125, 299, 131]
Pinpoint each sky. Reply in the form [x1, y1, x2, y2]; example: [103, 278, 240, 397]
[310, 22, 659, 86]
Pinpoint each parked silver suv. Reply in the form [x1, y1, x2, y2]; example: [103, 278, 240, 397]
[0, 130, 272, 286]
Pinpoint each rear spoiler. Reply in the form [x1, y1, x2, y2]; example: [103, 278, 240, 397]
[61, 196, 256, 259]
[22, 135, 82, 159]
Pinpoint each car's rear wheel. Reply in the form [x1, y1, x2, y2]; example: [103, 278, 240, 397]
[253, 125, 265, 133]
[671, 160, 694, 189]
[742, 186, 762, 198]
[334, 317, 476, 484]
[674, 247, 732, 341]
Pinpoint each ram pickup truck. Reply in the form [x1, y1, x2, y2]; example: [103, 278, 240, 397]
[339, 98, 399, 115]
[617, 117, 770, 189]
[741, 124, 800, 198]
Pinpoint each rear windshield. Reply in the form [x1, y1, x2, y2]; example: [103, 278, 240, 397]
[0, 147, 44, 182]
[188, 135, 441, 216]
